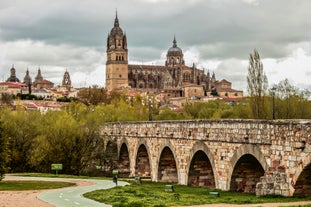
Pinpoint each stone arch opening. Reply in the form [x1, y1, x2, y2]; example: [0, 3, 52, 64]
[188, 150, 215, 188]
[118, 143, 130, 177]
[135, 144, 151, 178]
[158, 146, 178, 183]
[294, 163, 311, 197]
[230, 154, 264, 193]
[103, 140, 118, 175]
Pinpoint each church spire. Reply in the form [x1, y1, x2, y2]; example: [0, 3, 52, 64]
[173, 35, 177, 48]
[114, 9, 119, 27]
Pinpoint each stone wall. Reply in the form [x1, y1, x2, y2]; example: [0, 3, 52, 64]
[103, 119, 311, 196]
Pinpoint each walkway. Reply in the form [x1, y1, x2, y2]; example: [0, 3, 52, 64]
[8, 176, 128, 207]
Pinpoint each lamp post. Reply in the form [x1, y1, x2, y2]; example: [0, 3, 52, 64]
[148, 97, 153, 121]
[271, 87, 276, 119]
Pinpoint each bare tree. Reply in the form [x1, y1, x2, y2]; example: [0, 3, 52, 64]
[247, 49, 268, 119]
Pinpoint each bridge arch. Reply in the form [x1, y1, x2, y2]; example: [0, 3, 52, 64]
[187, 142, 217, 188]
[229, 144, 267, 193]
[135, 143, 151, 178]
[157, 141, 179, 183]
[118, 140, 131, 177]
[103, 140, 118, 174]
[293, 153, 311, 197]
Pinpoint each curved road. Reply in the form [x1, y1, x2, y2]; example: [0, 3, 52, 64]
[8, 176, 128, 207]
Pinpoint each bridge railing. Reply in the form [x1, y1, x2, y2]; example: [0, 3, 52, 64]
[103, 119, 310, 145]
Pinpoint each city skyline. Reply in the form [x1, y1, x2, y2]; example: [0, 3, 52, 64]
[1, 0, 310, 92]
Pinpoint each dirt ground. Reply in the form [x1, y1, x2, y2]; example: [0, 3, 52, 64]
[0, 177, 94, 207]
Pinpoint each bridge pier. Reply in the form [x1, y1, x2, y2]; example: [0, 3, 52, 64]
[256, 171, 291, 197]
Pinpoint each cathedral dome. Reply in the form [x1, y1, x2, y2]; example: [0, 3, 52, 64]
[167, 36, 183, 55]
[168, 45, 182, 53]
[6, 65, 20, 82]
[110, 26, 123, 36]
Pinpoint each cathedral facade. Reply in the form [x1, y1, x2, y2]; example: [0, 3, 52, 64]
[106, 14, 243, 100]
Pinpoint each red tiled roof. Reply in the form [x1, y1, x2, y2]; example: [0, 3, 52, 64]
[37, 79, 54, 84]
[24, 103, 38, 109]
[0, 82, 27, 88]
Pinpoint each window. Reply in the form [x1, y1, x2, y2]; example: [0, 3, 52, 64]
[183, 72, 190, 81]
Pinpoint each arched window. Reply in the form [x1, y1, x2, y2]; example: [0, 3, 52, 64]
[183, 72, 190, 81]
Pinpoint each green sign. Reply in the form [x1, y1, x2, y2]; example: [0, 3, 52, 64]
[112, 170, 119, 175]
[51, 164, 63, 171]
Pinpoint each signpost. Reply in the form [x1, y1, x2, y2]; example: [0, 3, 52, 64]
[51, 164, 63, 175]
[112, 170, 119, 186]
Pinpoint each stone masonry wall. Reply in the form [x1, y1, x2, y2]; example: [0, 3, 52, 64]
[103, 119, 311, 196]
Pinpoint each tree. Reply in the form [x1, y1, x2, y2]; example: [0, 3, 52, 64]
[271, 79, 311, 119]
[154, 107, 190, 120]
[30, 103, 109, 175]
[77, 85, 109, 105]
[1, 109, 40, 172]
[247, 49, 268, 119]
[0, 93, 14, 105]
[0, 121, 9, 181]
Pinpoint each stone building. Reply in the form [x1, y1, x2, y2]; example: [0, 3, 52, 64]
[32, 68, 54, 89]
[105, 13, 243, 100]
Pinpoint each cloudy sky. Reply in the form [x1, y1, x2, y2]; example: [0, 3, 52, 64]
[0, 0, 310, 92]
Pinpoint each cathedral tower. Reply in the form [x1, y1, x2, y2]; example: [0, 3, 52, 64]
[106, 12, 128, 91]
[23, 68, 32, 86]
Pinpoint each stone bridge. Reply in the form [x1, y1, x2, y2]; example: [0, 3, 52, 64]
[103, 119, 311, 197]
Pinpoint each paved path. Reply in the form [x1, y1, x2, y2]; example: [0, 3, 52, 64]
[8, 176, 128, 207]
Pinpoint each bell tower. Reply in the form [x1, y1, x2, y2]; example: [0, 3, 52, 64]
[106, 12, 128, 91]
[62, 70, 72, 90]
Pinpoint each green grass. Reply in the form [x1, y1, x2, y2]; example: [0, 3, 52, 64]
[0, 180, 75, 191]
[84, 181, 311, 207]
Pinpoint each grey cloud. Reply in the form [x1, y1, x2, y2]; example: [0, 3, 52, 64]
[2, 0, 311, 59]
[1, 0, 311, 89]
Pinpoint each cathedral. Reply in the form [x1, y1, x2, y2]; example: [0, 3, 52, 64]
[106, 13, 243, 101]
